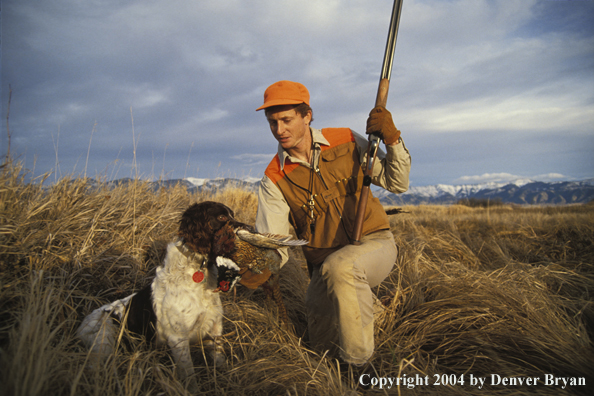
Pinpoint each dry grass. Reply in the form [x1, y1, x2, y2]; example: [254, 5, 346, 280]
[1, 161, 592, 395]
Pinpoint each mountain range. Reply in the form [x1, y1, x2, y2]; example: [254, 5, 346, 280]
[112, 177, 594, 206]
[373, 179, 594, 205]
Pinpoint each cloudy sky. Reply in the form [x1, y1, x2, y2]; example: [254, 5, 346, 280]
[2, 0, 593, 187]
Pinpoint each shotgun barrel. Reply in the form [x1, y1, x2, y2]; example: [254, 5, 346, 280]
[352, 0, 403, 245]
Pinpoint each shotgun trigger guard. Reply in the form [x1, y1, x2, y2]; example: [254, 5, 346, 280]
[365, 135, 380, 175]
[369, 135, 380, 154]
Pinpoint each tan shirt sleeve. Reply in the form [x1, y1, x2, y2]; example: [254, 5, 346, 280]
[353, 131, 411, 194]
[373, 139, 411, 193]
[255, 175, 291, 267]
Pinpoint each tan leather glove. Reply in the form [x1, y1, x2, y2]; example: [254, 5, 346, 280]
[366, 106, 401, 145]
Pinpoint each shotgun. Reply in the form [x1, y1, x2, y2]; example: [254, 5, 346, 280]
[352, 0, 403, 245]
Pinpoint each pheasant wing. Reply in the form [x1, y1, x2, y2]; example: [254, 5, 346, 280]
[235, 229, 308, 249]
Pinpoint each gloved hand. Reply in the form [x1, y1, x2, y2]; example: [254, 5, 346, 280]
[366, 106, 401, 145]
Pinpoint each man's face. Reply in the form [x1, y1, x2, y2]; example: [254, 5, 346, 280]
[266, 105, 312, 152]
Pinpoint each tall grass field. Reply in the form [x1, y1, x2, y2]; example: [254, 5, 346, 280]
[1, 161, 592, 395]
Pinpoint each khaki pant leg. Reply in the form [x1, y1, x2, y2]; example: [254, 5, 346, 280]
[305, 230, 396, 365]
[305, 268, 340, 357]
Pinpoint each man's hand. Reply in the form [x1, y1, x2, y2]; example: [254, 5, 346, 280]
[366, 106, 401, 145]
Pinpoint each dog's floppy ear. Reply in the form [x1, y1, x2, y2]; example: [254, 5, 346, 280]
[178, 203, 212, 255]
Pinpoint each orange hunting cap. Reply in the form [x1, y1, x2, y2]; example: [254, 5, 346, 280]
[256, 80, 310, 111]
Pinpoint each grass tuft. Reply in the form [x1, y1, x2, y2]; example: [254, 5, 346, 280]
[1, 161, 593, 395]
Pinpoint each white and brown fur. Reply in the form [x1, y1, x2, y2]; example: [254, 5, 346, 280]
[77, 202, 242, 392]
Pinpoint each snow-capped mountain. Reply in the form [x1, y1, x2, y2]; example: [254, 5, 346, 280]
[182, 177, 594, 205]
[184, 177, 260, 192]
[375, 179, 594, 205]
[105, 177, 594, 205]
[99, 176, 261, 194]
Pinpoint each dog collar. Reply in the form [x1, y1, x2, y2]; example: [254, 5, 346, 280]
[176, 241, 207, 269]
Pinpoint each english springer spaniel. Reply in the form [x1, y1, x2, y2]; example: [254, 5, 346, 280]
[77, 202, 244, 392]
[77, 201, 307, 392]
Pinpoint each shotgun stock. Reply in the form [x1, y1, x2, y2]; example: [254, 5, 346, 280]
[352, 0, 403, 245]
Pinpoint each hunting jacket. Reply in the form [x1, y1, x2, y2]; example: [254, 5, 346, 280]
[256, 127, 411, 266]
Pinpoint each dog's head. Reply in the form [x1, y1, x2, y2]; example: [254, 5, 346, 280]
[178, 201, 244, 291]
[178, 201, 237, 254]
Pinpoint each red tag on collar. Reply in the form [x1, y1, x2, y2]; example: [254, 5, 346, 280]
[192, 271, 204, 283]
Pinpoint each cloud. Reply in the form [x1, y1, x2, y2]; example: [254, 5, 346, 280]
[455, 173, 528, 184]
[2, 0, 593, 186]
[393, 1, 594, 135]
[531, 173, 572, 182]
[230, 153, 274, 166]
[454, 172, 569, 185]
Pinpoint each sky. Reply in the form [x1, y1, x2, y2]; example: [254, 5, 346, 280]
[1, 0, 593, 187]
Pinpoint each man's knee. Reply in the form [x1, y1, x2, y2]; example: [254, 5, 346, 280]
[319, 256, 355, 287]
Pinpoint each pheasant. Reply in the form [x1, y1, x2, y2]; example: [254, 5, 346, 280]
[212, 222, 308, 328]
